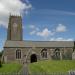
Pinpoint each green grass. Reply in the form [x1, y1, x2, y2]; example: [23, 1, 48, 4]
[0, 62, 22, 73]
[28, 60, 75, 73]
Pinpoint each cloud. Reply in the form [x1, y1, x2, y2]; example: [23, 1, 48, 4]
[29, 25, 39, 30]
[37, 28, 54, 37]
[29, 24, 68, 40]
[56, 24, 67, 32]
[0, 0, 32, 28]
[25, 0, 30, 4]
[29, 25, 35, 29]
[30, 30, 36, 35]
[29, 25, 40, 35]
[50, 37, 73, 41]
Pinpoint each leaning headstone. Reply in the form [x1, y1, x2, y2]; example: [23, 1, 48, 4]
[72, 51, 75, 60]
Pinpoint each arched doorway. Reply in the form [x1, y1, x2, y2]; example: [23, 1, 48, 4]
[31, 54, 37, 63]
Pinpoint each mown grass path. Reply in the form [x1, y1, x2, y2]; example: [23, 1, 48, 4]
[19, 63, 29, 75]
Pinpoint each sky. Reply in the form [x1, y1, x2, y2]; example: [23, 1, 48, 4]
[0, 0, 75, 51]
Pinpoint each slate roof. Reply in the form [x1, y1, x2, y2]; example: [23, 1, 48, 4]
[4, 40, 74, 48]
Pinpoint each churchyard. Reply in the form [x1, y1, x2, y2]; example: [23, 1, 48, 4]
[0, 60, 75, 74]
[29, 60, 75, 74]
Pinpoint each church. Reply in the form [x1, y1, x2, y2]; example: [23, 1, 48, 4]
[2, 15, 75, 64]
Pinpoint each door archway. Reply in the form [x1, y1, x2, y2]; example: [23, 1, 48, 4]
[31, 54, 37, 63]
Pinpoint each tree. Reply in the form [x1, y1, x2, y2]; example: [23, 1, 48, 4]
[73, 41, 75, 52]
[0, 51, 3, 67]
[0, 60, 2, 67]
[0, 51, 3, 58]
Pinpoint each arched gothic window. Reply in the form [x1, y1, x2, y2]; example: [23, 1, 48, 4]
[41, 48, 47, 58]
[16, 49, 21, 59]
[54, 48, 60, 60]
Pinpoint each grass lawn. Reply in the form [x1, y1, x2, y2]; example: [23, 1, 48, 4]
[28, 60, 75, 73]
[0, 62, 22, 73]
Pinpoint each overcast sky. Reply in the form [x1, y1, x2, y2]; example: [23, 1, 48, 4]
[0, 0, 75, 51]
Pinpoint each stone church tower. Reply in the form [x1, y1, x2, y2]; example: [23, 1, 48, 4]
[7, 16, 22, 41]
[2, 15, 74, 64]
